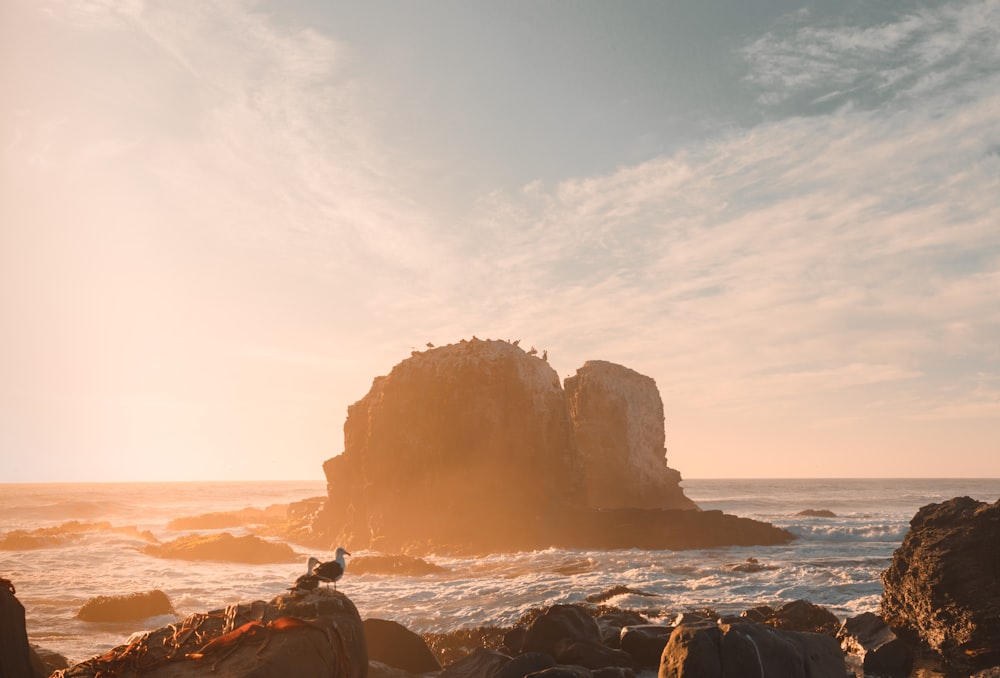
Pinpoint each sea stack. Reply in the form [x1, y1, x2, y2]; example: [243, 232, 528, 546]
[565, 360, 696, 510]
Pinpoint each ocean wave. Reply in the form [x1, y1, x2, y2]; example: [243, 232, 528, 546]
[785, 523, 907, 542]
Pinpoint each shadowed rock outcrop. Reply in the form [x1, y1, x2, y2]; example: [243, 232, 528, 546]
[565, 361, 695, 511]
[56, 590, 367, 678]
[881, 496, 1000, 673]
[316, 338, 791, 553]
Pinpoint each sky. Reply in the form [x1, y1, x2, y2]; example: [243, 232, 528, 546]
[1, 0, 998, 482]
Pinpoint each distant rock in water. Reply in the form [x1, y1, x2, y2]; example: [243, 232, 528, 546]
[314, 338, 792, 553]
[796, 509, 837, 517]
[167, 504, 289, 531]
[564, 360, 696, 510]
[76, 590, 175, 622]
[142, 533, 298, 564]
[349, 554, 447, 575]
[0, 521, 157, 550]
[881, 496, 1000, 673]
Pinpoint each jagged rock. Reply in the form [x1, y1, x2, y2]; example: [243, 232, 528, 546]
[438, 647, 511, 678]
[166, 505, 289, 531]
[1, 578, 38, 678]
[363, 618, 441, 673]
[838, 612, 912, 678]
[620, 625, 674, 669]
[658, 622, 846, 678]
[76, 590, 175, 622]
[320, 338, 587, 552]
[765, 600, 840, 636]
[564, 361, 696, 510]
[881, 496, 1000, 673]
[142, 532, 298, 564]
[57, 590, 367, 678]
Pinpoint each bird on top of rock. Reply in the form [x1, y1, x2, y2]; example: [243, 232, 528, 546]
[314, 547, 351, 591]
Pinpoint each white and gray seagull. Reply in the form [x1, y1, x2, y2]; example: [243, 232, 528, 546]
[292, 547, 351, 592]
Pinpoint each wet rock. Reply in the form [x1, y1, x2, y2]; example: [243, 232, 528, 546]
[423, 625, 509, 666]
[350, 554, 447, 575]
[659, 623, 722, 678]
[727, 557, 771, 573]
[881, 496, 1000, 673]
[838, 612, 912, 678]
[620, 625, 673, 669]
[564, 360, 696, 510]
[142, 532, 298, 563]
[585, 586, 657, 604]
[364, 618, 441, 673]
[795, 509, 837, 517]
[58, 589, 367, 678]
[76, 589, 176, 622]
[439, 647, 511, 678]
[556, 640, 631, 671]
[31, 645, 69, 676]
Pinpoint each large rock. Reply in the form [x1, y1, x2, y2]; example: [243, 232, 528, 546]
[57, 589, 367, 678]
[658, 622, 846, 678]
[320, 338, 587, 552]
[564, 361, 695, 510]
[363, 618, 441, 673]
[881, 496, 1000, 673]
[838, 612, 912, 678]
[316, 338, 793, 553]
[142, 533, 298, 564]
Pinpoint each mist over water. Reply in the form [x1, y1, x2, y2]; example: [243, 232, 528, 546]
[2, 478, 999, 664]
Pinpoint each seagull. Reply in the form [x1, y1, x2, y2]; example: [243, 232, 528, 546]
[290, 557, 323, 592]
[313, 547, 351, 591]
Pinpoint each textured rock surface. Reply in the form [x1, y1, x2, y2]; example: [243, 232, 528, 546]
[881, 496, 1000, 673]
[317, 338, 792, 553]
[838, 612, 912, 678]
[565, 361, 695, 510]
[363, 618, 441, 674]
[75, 590, 175, 622]
[57, 590, 367, 678]
[321, 339, 586, 552]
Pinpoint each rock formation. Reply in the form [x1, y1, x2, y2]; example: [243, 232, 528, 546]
[565, 360, 695, 510]
[320, 338, 587, 552]
[881, 495, 1000, 673]
[56, 590, 367, 678]
[76, 590, 175, 623]
[316, 338, 790, 553]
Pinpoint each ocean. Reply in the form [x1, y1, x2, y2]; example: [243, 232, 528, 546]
[2, 478, 999, 666]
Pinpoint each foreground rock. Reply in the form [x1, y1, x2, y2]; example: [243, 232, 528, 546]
[881, 496, 1000, 673]
[56, 590, 366, 678]
[564, 360, 696, 511]
[142, 532, 298, 563]
[76, 590, 175, 622]
[2, 577, 39, 678]
[316, 338, 790, 553]
[838, 612, 912, 677]
[659, 621, 846, 678]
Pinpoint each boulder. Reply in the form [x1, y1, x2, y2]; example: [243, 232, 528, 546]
[1, 577, 38, 678]
[658, 622, 846, 678]
[438, 647, 511, 678]
[564, 361, 696, 510]
[320, 338, 587, 552]
[494, 652, 556, 678]
[795, 509, 836, 518]
[142, 532, 298, 563]
[350, 555, 447, 575]
[838, 612, 912, 678]
[523, 605, 603, 657]
[555, 640, 631, 671]
[766, 600, 840, 636]
[363, 618, 441, 673]
[58, 589, 367, 678]
[881, 496, 1000, 672]
[76, 589, 176, 622]
[620, 625, 673, 669]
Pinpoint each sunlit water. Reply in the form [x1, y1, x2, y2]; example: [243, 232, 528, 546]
[2, 478, 999, 665]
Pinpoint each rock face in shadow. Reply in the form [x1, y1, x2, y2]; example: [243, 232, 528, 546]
[76, 590, 175, 622]
[565, 361, 696, 511]
[316, 338, 791, 553]
[881, 496, 1000, 673]
[57, 590, 367, 678]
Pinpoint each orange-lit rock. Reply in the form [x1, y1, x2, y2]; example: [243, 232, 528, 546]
[565, 360, 695, 510]
[321, 338, 586, 552]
